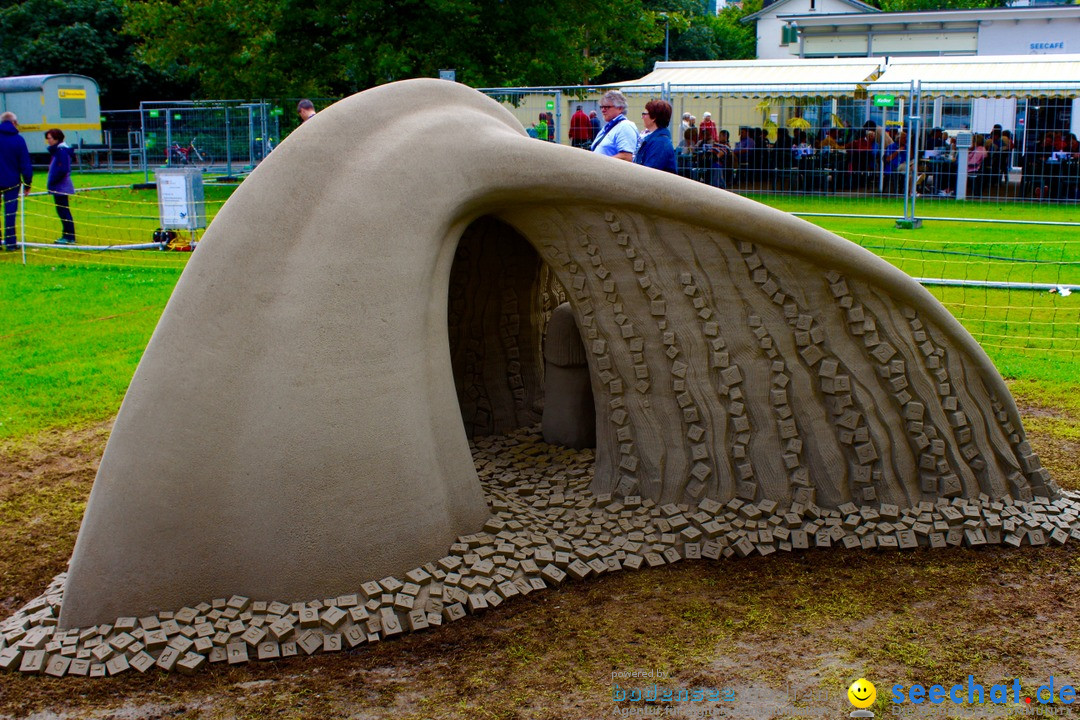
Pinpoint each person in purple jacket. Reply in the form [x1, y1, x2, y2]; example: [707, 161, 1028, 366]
[45, 128, 76, 245]
[0, 111, 32, 251]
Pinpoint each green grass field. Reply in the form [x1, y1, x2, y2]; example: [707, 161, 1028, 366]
[809, 217, 1080, 387]
[0, 262, 183, 438]
[749, 190, 1080, 224]
[814, 216, 1078, 283]
[1, 172, 1077, 439]
[2, 173, 1079, 718]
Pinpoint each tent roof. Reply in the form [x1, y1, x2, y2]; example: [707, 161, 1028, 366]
[873, 54, 1080, 97]
[618, 58, 883, 97]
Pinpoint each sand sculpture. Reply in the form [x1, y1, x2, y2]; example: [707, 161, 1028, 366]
[53, 79, 1061, 634]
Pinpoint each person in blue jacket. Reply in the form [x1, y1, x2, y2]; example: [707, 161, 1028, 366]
[633, 99, 676, 174]
[0, 111, 33, 251]
[45, 129, 76, 244]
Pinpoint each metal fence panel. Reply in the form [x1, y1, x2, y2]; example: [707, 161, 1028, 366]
[909, 82, 1080, 219]
[474, 79, 1080, 225]
[82, 109, 144, 172]
[137, 100, 285, 180]
[480, 86, 665, 147]
[104, 78, 1079, 220]
[665, 81, 904, 199]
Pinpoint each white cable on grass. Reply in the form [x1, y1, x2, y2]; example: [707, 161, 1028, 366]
[20, 241, 167, 252]
[914, 277, 1079, 293]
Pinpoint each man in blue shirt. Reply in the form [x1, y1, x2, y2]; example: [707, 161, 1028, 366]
[591, 91, 638, 161]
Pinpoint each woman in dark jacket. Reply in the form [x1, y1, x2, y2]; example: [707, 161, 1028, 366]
[633, 99, 676, 174]
[45, 128, 76, 244]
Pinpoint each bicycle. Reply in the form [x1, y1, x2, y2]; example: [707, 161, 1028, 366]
[169, 137, 214, 168]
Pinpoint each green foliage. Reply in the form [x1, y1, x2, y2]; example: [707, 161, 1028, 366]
[622, 0, 757, 82]
[0, 0, 182, 107]
[123, 0, 666, 96]
[682, 15, 751, 61]
[334, 0, 664, 87]
[123, 0, 340, 98]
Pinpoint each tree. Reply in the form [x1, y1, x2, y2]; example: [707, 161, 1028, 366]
[665, 4, 758, 63]
[122, 0, 337, 98]
[0, 0, 183, 107]
[122, 0, 666, 97]
[333, 0, 663, 87]
[607, 0, 756, 83]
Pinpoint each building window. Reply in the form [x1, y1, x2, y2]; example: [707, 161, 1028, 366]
[58, 88, 86, 119]
[781, 25, 799, 46]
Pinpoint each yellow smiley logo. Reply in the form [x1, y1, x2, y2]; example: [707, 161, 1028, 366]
[848, 678, 877, 709]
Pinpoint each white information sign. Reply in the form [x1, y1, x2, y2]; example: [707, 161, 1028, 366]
[155, 168, 206, 230]
[159, 173, 191, 226]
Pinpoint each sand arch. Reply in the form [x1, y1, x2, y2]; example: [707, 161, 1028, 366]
[60, 79, 1055, 628]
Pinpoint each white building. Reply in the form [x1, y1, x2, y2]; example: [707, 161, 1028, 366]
[740, 0, 880, 59]
[773, 5, 1080, 59]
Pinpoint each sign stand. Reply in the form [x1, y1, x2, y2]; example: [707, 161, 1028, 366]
[955, 131, 973, 201]
[155, 168, 206, 246]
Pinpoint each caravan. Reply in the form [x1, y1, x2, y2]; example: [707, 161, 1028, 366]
[0, 74, 102, 154]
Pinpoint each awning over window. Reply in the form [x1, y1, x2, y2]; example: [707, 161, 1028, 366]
[617, 59, 884, 98]
[872, 54, 1080, 98]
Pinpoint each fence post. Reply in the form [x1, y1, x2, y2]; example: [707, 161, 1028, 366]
[878, 102, 887, 194]
[247, 107, 255, 171]
[897, 80, 922, 230]
[555, 90, 562, 144]
[165, 110, 173, 172]
[140, 103, 150, 184]
[259, 102, 269, 166]
[225, 106, 233, 179]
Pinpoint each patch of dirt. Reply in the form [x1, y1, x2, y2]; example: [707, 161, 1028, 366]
[0, 421, 111, 615]
[1026, 431, 1080, 493]
[1015, 404, 1069, 420]
[2, 417, 1080, 719]
[0, 421, 111, 487]
[21, 702, 201, 720]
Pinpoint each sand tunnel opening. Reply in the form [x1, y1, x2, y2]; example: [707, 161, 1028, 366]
[448, 215, 595, 446]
